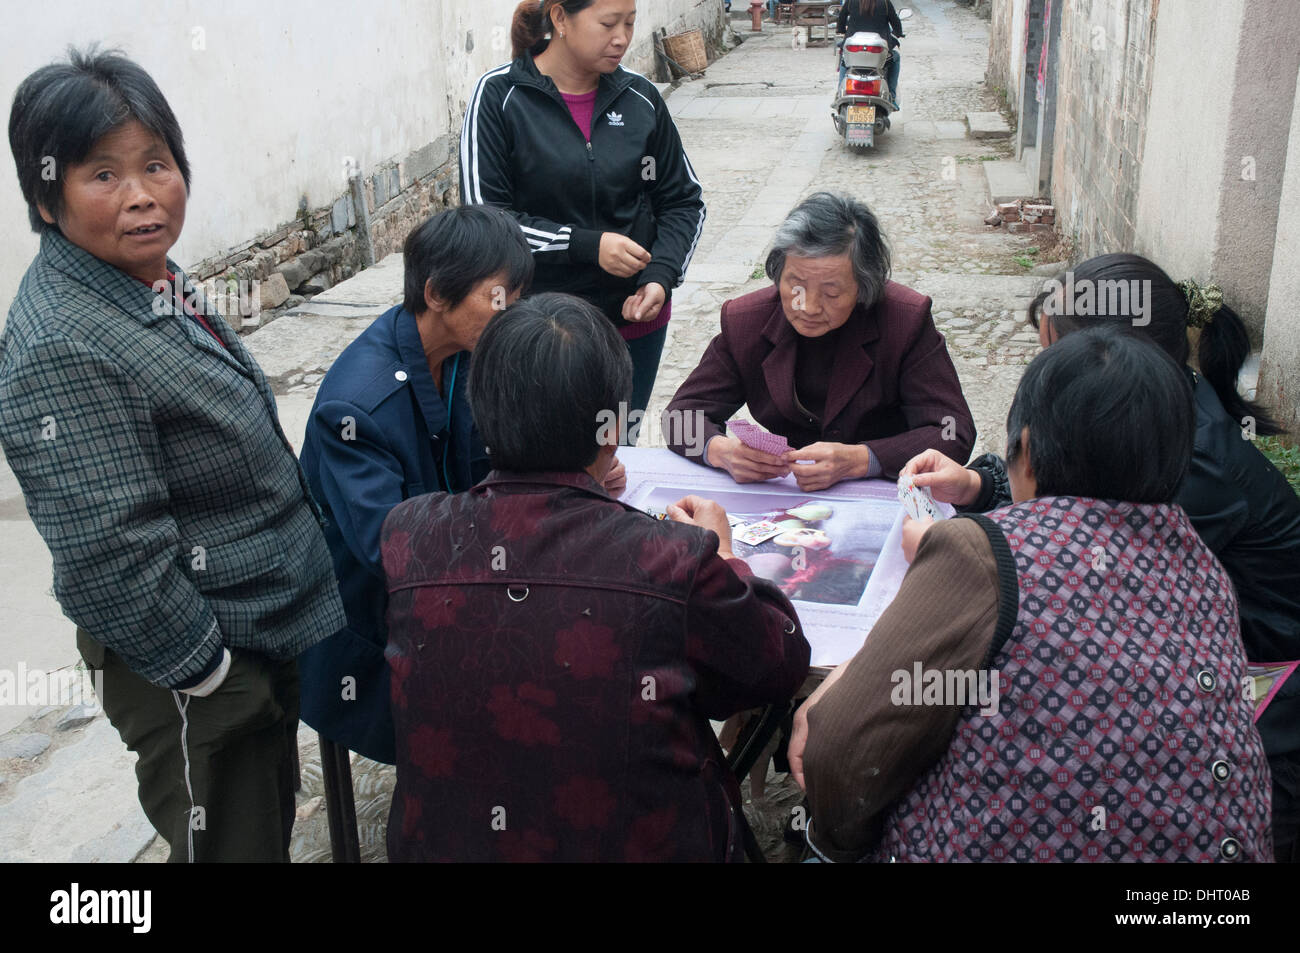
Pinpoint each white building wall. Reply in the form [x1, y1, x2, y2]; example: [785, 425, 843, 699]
[0, 0, 724, 321]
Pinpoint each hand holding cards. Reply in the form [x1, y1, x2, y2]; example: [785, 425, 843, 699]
[897, 473, 945, 522]
[727, 419, 791, 458]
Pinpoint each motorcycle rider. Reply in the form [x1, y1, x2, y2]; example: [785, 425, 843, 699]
[836, 0, 905, 107]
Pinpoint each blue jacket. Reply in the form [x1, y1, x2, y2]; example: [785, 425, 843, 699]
[298, 304, 488, 763]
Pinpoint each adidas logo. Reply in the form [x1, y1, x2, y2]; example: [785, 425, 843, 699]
[606, 111, 624, 127]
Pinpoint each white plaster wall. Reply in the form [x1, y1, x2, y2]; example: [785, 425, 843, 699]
[0, 0, 724, 322]
[1010, 0, 1027, 117]
[1132, 0, 1245, 282]
[1259, 63, 1300, 437]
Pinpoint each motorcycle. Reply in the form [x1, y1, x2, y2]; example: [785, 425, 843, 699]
[831, 7, 912, 149]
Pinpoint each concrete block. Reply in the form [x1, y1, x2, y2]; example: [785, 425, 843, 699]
[966, 111, 1012, 139]
[331, 195, 351, 234]
[984, 161, 1034, 204]
[405, 135, 453, 182]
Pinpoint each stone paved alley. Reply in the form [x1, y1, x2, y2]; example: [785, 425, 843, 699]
[1, 0, 1053, 862]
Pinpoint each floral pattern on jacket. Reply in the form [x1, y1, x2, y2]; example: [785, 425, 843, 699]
[380, 470, 810, 862]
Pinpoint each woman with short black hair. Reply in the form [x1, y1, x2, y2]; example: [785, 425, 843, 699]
[903, 252, 1300, 861]
[1, 47, 346, 862]
[298, 205, 610, 768]
[794, 327, 1274, 862]
[380, 292, 810, 862]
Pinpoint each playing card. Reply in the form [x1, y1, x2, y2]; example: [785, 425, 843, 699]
[897, 474, 945, 522]
[735, 520, 784, 545]
[727, 419, 791, 457]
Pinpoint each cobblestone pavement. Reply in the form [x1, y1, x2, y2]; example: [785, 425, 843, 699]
[1, 0, 1053, 864]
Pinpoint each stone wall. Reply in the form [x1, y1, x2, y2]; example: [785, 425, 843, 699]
[187, 135, 459, 329]
[1050, 0, 1157, 258]
[985, 0, 1016, 104]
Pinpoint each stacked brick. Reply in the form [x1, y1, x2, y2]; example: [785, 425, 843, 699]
[986, 199, 1057, 235]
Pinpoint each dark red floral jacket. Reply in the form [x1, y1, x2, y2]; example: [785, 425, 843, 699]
[380, 470, 810, 862]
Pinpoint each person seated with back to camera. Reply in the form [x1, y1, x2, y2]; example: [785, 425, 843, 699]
[790, 326, 1274, 862]
[898, 252, 1300, 862]
[379, 291, 810, 862]
[662, 191, 974, 492]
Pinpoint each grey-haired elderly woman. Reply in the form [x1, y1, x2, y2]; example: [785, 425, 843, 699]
[664, 192, 974, 490]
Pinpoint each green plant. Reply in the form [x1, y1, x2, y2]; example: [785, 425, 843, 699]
[1258, 436, 1300, 496]
[750, 263, 766, 280]
[1013, 255, 1034, 269]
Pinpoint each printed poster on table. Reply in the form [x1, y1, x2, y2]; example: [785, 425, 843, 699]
[617, 447, 951, 668]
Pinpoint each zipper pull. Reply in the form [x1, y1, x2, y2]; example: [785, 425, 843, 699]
[587, 141, 594, 161]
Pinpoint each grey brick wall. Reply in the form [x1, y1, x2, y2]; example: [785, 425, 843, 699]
[1052, 0, 1158, 258]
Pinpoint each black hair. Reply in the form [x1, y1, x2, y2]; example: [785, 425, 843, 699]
[9, 46, 191, 234]
[512, 0, 598, 59]
[765, 191, 892, 310]
[469, 291, 632, 471]
[402, 205, 534, 314]
[1028, 253, 1284, 435]
[1006, 324, 1194, 503]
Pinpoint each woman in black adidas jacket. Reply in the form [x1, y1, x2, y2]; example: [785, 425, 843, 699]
[461, 0, 706, 428]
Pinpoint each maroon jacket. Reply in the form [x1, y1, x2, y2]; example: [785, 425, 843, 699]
[380, 470, 810, 862]
[663, 283, 975, 478]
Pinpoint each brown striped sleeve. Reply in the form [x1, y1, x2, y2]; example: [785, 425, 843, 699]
[803, 517, 1004, 861]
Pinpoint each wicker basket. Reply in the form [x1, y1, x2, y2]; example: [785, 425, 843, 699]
[663, 29, 707, 74]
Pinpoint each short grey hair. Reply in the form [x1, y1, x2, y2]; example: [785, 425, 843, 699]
[765, 192, 892, 310]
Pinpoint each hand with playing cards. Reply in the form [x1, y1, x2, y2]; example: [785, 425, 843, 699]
[665, 495, 735, 558]
[784, 442, 872, 492]
[707, 436, 791, 484]
[899, 449, 982, 507]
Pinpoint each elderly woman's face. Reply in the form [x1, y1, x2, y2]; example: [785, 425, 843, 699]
[779, 253, 858, 337]
[439, 270, 521, 351]
[39, 120, 186, 284]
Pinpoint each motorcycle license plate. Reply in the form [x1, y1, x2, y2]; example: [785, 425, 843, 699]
[846, 105, 876, 124]
[847, 124, 874, 146]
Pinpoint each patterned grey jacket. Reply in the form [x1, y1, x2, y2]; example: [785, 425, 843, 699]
[0, 231, 345, 688]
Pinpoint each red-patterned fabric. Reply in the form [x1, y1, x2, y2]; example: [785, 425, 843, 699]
[870, 497, 1273, 862]
[380, 470, 810, 862]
